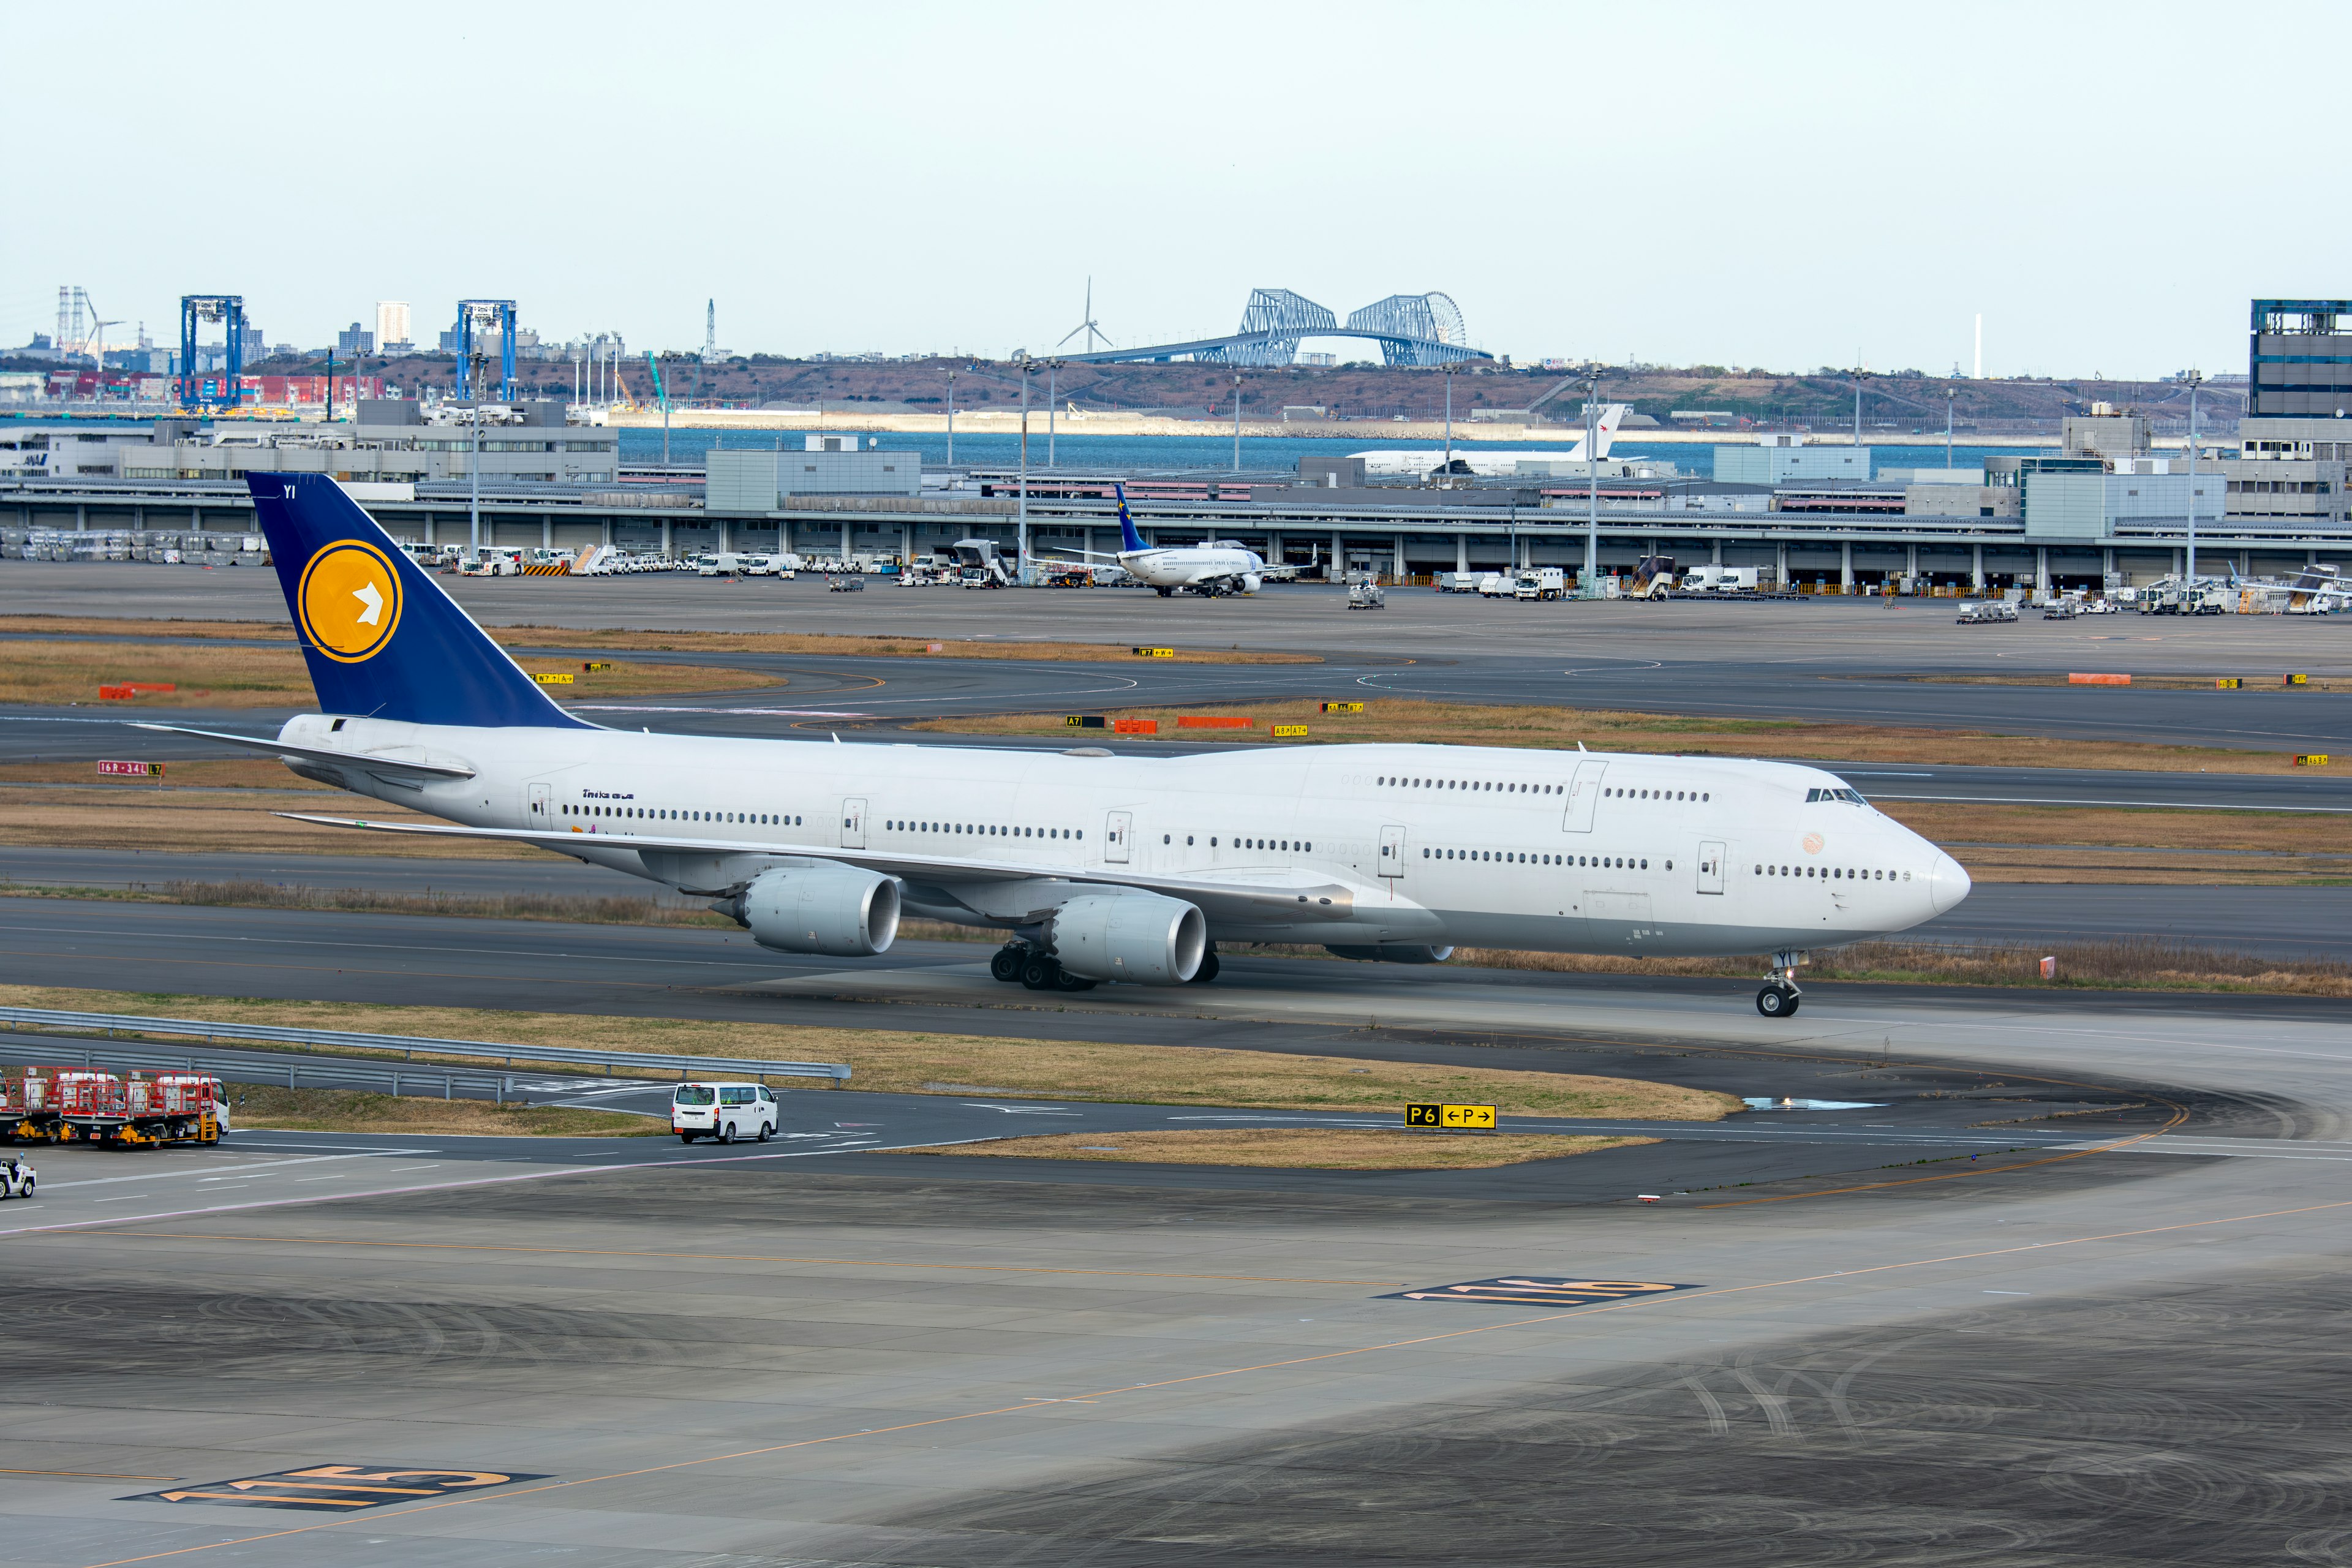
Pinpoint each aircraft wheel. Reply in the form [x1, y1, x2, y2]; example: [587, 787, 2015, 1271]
[1156, 586, 1174, 597]
[1756, 985, 1800, 1018]
[1189, 949, 1221, 984]
[1020, 953, 1061, 990]
[1054, 969, 1096, 992]
[990, 946, 1025, 983]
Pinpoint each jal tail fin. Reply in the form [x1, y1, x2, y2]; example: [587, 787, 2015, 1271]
[247, 473, 592, 729]
[1114, 483, 1148, 552]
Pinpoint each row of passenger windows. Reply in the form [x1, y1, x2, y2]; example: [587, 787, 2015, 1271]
[1159, 835, 1314, 851]
[1757, 864, 1910, 881]
[1426, 848, 1664, 870]
[888, 821, 1083, 840]
[1374, 775, 1711, 804]
[561, 804, 802, 826]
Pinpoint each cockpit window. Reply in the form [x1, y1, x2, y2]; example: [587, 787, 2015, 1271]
[1806, 787, 1870, 805]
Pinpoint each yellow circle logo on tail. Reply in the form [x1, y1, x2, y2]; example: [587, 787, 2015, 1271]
[297, 541, 402, 663]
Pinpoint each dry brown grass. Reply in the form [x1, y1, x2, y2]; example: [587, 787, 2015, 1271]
[1876, 802, 2346, 884]
[230, 1084, 660, 1137]
[907, 1128, 1655, 1170]
[0, 984, 1733, 1118]
[0, 786, 546, 857]
[0, 639, 776, 709]
[1424, 937, 2352, 997]
[0, 616, 1316, 665]
[914, 697, 2308, 774]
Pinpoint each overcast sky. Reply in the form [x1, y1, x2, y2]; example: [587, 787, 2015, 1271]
[10, 1, 2338, 379]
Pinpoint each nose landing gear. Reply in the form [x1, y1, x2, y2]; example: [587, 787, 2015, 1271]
[1756, 949, 1806, 1018]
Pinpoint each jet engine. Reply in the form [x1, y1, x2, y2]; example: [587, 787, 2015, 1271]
[1324, 943, 1455, 964]
[723, 863, 900, 957]
[1052, 892, 1206, 984]
[1242, 571, 1263, 594]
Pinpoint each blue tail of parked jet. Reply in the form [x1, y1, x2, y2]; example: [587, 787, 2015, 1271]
[1114, 483, 1148, 553]
[247, 473, 593, 729]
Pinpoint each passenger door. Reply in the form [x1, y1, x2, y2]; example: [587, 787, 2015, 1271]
[527, 782, 550, 823]
[1697, 839, 1726, 895]
[1561, 760, 1607, 833]
[1379, 823, 1406, 878]
[840, 797, 867, 850]
[1104, 810, 1133, 864]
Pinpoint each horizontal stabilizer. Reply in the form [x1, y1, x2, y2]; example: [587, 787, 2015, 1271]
[135, 723, 477, 780]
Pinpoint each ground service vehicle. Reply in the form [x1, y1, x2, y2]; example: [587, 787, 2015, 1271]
[1437, 571, 1480, 593]
[1476, 573, 1510, 597]
[0, 1154, 32, 1197]
[1347, 581, 1386, 609]
[1681, 565, 1759, 594]
[164, 473, 1975, 1022]
[1514, 568, 1565, 600]
[673, 1082, 778, 1143]
[1957, 601, 2018, 624]
[1630, 555, 1678, 599]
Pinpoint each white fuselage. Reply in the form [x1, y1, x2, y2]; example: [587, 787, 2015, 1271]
[1115, 544, 1264, 591]
[279, 714, 1969, 959]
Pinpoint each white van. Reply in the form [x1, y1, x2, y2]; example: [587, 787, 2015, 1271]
[671, 1082, 779, 1144]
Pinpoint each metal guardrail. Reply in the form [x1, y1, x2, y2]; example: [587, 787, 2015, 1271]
[0, 1035, 517, 1102]
[0, 1008, 850, 1085]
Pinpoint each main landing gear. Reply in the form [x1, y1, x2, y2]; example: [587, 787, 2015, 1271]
[1188, 946, 1220, 983]
[990, 943, 1097, 992]
[1756, 949, 1805, 1018]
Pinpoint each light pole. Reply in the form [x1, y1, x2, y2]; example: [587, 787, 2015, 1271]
[1231, 374, 1243, 472]
[945, 366, 957, 466]
[1852, 366, 1867, 455]
[467, 355, 487, 562]
[1444, 366, 1453, 479]
[1046, 357, 1061, 467]
[1016, 351, 1033, 583]
[1581, 370, 1602, 596]
[2184, 368, 2204, 581]
[1945, 386, 1956, 470]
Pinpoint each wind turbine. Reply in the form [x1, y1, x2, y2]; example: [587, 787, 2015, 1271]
[1058, 279, 1107, 353]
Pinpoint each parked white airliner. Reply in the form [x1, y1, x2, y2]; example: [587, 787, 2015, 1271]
[154, 475, 1969, 1017]
[1352, 403, 1632, 478]
[1041, 485, 1264, 596]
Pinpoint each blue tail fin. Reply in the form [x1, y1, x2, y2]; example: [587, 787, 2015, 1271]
[247, 473, 592, 729]
[1114, 483, 1147, 552]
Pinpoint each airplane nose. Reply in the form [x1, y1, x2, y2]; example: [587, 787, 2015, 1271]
[1927, 851, 1971, 914]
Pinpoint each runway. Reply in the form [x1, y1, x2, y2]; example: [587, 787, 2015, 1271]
[10, 845, 2352, 959]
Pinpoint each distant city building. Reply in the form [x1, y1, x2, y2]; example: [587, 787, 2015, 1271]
[2060, 407, 2150, 463]
[336, 322, 375, 356]
[375, 301, 412, 351]
[1297, 352, 1336, 368]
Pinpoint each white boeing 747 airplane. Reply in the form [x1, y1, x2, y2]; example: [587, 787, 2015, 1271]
[1351, 403, 1632, 478]
[151, 474, 1969, 1017]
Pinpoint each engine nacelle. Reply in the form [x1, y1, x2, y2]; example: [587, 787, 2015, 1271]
[729, 863, 900, 957]
[1241, 571, 1263, 594]
[1324, 943, 1456, 964]
[1052, 892, 1206, 984]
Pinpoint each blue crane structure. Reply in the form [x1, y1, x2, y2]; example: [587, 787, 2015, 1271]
[454, 299, 518, 401]
[176, 294, 246, 409]
[1061, 288, 1487, 368]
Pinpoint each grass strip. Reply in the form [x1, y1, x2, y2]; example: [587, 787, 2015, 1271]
[229, 1085, 661, 1137]
[0, 984, 1733, 1120]
[0, 616, 1316, 665]
[913, 696, 2310, 774]
[905, 1128, 1656, 1170]
[0, 639, 775, 709]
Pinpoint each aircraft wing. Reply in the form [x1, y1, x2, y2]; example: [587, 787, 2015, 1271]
[136, 723, 478, 781]
[274, 813, 1365, 925]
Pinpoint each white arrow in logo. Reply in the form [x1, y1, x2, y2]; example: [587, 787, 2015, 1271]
[352, 581, 383, 627]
